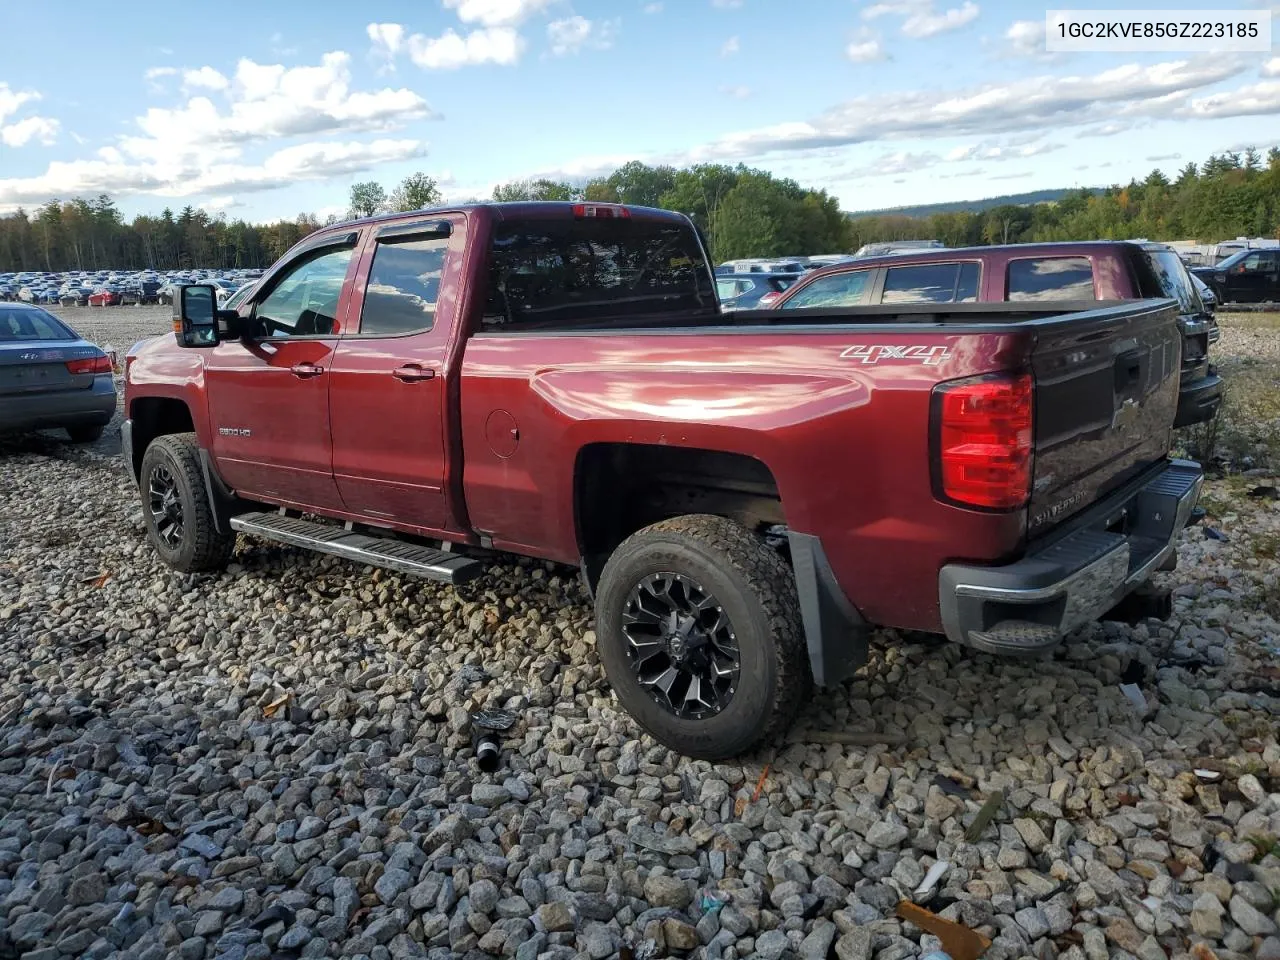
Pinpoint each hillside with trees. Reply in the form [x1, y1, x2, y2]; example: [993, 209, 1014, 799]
[2, 147, 1278, 272]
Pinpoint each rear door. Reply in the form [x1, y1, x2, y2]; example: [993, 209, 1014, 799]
[328, 215, 465, 534]
[1027, 301, 1182, 536]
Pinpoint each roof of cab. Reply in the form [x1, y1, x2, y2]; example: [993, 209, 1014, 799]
[320, 200, 693, 235]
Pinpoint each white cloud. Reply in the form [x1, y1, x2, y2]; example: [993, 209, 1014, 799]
[1146, 153, 1182, 162]
[183, 67, 229, 91]
[1183, 80, 1280, 119]
[720, 85, 752, 99]
[408, 27, 524, 68]
[0, 83, 38, 123]
[1262, 57, 1280, 78]
[118, 52, 433, 163]
[1004, 19, 1044, 57]
[711, 0, 743, 7]
[846, 33, 885, 62]
[681, 56, 1251, 163]
[0, 139, 427, 208]
[2, 116, 59, 147]
[643, 2, 663, 11]
[204, 195, 244, 211]
[864, 0, 980, 39]
[547, 16, 618, 56]
[721, 35, 740, 56]
[0, 52, 434, 208]
[367, 22, 406, 55]
[444, 0, 559, 27]
[143, 66, 178, 82]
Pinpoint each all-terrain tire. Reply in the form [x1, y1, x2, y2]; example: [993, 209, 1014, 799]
[595, 514, 811, 760]
[66, 424, 104, 443]
[139, 433, 235, 573]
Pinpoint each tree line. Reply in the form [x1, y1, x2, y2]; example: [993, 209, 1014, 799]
[3, 147, 1278, 273]
[848, 146, 1280, 252]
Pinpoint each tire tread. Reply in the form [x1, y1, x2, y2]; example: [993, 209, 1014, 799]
[141, 433, 235, 573]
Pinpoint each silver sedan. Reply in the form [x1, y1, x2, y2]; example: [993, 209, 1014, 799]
[0, 303, 117, 442]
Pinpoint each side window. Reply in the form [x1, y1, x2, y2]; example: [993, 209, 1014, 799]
[881, 262, 980, 304]
[1240, 253, 1263, 271]
[1007, 257, 1096, 301]
[360, 237, 448, 336]
[253, 247, 353, 338]
[781, 270, 871, 309]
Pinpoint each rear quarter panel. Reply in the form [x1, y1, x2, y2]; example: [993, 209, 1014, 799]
[459, 327, 1031, 632]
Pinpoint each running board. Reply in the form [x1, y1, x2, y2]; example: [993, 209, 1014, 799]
[229, 512, 482, 585]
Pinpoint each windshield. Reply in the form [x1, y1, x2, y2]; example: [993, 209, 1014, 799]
[482, 218, 716, 331]
[1132, 249, 1204, 315]
[1214, 250, 1252, 270]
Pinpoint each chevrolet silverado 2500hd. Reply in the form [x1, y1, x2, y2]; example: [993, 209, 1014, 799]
[122, 202, 1203, 759]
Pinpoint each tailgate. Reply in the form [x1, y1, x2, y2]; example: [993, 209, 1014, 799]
[0, 342, 95, 396]
[1028, 300, 1181, 536]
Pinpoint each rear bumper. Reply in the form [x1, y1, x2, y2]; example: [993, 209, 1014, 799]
[1174, 371, 1223, 428]
[939, 458, 1203, 654]
[0, 376, 117, 434]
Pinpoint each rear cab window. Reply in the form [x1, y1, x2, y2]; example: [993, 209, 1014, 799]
[481, 216, 717, 332]
[880, 262, 979, 304]
[0, 308, 74, 341]
[1006, 257, 1096, 301]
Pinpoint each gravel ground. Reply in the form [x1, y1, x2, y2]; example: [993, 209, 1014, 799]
[0, 307, 1277, 960]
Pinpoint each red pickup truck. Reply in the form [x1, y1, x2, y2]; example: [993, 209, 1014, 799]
[122, 202, 1203, 758]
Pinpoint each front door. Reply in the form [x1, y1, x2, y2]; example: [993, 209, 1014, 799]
[204, 243, 356, 510]
[329, 220, 460, 533]
[1227, 251, 1270, 303]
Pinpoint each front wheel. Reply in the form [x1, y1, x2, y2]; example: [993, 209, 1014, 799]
[595, 514, 811, 760]
[139, 434, 235, 573]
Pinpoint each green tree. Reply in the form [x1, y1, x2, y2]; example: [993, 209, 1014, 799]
[492, 178, 577, 201]
[389, 172, 443, 212]
[348, 181, 387, 218]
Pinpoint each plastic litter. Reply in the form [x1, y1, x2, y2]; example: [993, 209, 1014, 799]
[472, 709, 518, 731]
[964, 790, 1005, 843]
[914, 860, 950, 898]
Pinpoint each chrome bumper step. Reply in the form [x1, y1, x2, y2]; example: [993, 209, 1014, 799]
[230, 512, 482, 585]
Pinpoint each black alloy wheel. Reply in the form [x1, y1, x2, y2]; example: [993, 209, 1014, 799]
[622, 572, 741, 719]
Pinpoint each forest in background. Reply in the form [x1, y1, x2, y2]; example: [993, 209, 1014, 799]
[2, 145, 1277, 272]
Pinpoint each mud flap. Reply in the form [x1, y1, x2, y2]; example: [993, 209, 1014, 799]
[787, 532, 869, 688]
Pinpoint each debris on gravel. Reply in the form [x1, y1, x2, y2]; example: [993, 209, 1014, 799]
[0, 305, 1277, 959]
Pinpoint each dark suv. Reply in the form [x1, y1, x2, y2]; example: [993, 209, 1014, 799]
[1192, 248, 1280, 304]
[771, 240, 1223, 428]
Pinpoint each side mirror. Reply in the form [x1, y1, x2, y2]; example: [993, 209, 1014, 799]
[173, 284, 218, 347]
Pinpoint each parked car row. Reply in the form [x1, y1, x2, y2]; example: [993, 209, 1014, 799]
[0, 267, 263, 307]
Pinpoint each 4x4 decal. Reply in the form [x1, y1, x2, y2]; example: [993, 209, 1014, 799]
[840, 344, 953, 366]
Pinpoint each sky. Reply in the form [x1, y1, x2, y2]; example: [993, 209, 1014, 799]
[0, 0, 1278, 222]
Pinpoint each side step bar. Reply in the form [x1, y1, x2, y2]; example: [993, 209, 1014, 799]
[229, 512, 483, 585]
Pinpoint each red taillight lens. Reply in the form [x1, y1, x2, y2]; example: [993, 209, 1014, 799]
[572, 203, 630, 219]
[65, 355, 113, 375]
[932, 372, 1033, 510]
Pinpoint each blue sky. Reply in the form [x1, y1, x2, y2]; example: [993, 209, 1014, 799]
[0, 0, 1277, 222]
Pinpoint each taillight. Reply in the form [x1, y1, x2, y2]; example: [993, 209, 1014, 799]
[65, 355, 113, 375]
[931, 372, 1033, 510]
[758, 292, 783, 308]
[572, 203, 630, 219]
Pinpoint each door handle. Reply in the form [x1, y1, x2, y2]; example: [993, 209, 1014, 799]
[393, 364, 436, 383]
[290, 362, 325, 379]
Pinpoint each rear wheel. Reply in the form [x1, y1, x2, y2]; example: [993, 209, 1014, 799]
[66, 425, 104, 443]
[139, 433, 235, 573]
[595, 514, 811, 760]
